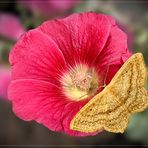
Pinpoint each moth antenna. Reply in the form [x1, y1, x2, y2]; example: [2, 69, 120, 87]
[78, 93, 88, 99]
[102, 56, 113, 87]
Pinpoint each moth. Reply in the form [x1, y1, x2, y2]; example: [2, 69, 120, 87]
[70, 53, 148, 133]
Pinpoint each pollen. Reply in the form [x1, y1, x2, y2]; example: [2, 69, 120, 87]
[61, 64, 99, 101]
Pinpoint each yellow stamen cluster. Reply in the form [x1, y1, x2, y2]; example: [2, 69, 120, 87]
[61, 64, 99, 101]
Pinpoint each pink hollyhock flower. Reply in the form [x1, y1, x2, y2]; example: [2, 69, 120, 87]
[0, 13, 25, 40]
[8, 12, 132, 136]
[0, 66, 11, 99]
[21, 0, 79, 17]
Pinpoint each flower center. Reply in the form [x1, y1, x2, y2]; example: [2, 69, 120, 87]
[61, 64, 99, 101]
[72, 71, 92, 92]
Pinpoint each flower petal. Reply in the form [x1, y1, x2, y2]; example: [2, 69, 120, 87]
[39, 12, 111, 66]
[8, 79, 64, 131]
[9, 29, 66, 85]
[8, 79, 97, 136]
[94, 17, 132, 85]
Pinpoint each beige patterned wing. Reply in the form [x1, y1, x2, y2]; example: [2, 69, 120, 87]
[109, 53, 148, 113]
[70, 53, 148, 133]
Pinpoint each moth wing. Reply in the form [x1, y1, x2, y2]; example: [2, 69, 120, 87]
[109, 53, 148, 113]
[70, 53, 148, 133]
[70, 88, 130, 133]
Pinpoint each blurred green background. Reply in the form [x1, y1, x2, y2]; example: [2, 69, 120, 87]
[0, 0, 148, 147]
